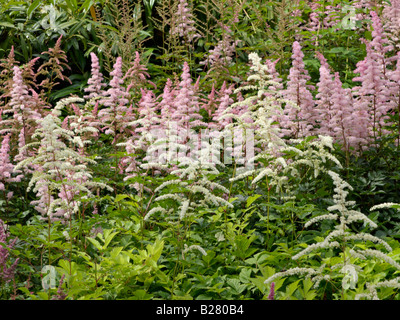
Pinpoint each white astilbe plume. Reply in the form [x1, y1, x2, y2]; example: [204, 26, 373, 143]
[182, 244, 207, 259]
[223, 53, 342, 199]
[144, 132, 232, 223]
[14, 97, 112, 221]
[264, 170, 400, 299]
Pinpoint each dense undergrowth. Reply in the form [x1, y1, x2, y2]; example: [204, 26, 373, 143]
[2, 0, 400, 300]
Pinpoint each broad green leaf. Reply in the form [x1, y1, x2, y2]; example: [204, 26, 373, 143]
[246, 194, 261, 208]
[87, 237, 102, 251]
[103, 230, 119, 249]
[27, 0, 40, 18]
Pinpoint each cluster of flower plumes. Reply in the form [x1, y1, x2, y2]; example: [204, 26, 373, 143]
[263, 171, 400, 300]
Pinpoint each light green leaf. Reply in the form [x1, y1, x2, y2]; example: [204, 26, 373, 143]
[246, 194, 261, 208]
[87, 237, 102, 251]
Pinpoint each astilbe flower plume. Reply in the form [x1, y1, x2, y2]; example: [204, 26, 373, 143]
[329, 72, 364, 153]
[382, 0, 400, 50]
[314, 52, 336, 137]
[352, 38, 392, 143]
[171, 61, 206, 133]
[14, 97, 112, 221]
[98, 57, 132, 143]
[170, 0, 200, 45]
[124, 51, 156, 95]
[388, 52, 400, 138]
[158, 78, 176, 123]
[208, 81, 236, 131]
[84, 52, 106, 100]
[2, 66, 42, 164]
[35, 35, 71, 96]
[0, 46, 18, 104]
[264, 170, 400, 299]
[281, 41, 316, 138]
[61, 99, 102, 156]
[369, 11, 394, 71]
[119, 88, 160, 190]
[200, 24, 240, 72]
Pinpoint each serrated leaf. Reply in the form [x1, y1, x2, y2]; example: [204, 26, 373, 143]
[86, 237, 102, 251]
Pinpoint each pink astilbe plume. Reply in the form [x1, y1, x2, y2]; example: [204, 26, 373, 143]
[370, 11, 394, 70]
[2, 66, 42, 163]
[314, 52, 336, 137]
[171, 61, 206, 131]
[202, 83, 217, 118]
[281, 41, 316, 138]
[135, 88, 160, 135]
[99, 57, 132, 142]
[170, 0, 200, 44]
[264, 58, 283, 91]
[388, 52, 400, 139]
[120, 89, 160, 192]
[170, 62, 207, 161]
[84, 52, 106, 100]
[329, 72, 368, 153]
[159, 78, 176, 122]
[0, 46, 18, 104]
[35, 35, 72, 96]
[352, 39, 392, 142]
[383, 0, 400, 49]
[124, 51, 156, 94]
[200, 24, 240, 70]
[209, 81, 235, 131]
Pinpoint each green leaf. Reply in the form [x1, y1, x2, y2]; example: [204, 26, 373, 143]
[50, 84, 81, 100]
[115, 194, 129, 202]
[103, 230, 119, 249]
[86, 237, 102, 251]
[0, 21, 15, 28]
[246, 194, 261, 208]
[283, 280, 301, 300]
[132, 289, 153, 300]
[27, 0, 41, 18]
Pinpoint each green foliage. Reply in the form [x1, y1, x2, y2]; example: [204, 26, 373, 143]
[2, 0, 400, 301]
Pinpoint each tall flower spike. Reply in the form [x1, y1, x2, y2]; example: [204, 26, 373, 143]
[5, 66, 41, 162]
[352, 39, 392, 142]
[0, 46, 18, 102]
[35, 35, 72, 94]
[171, 61, 206, 130]
[315, 53, 336, 137]
[159, 78, 176, 123]
[382, 0, 400, 50]
[329, 72, 364, 153]
[170, 0, 200, 44]
[210, 81, 235, 131]
[200, 25, 240, 69]
[124, 51, 155, 94]
[84, 52, 106, 100]
[281, 41, 316, 138]
[99, 57, 131, 141]
[264, 170, 399, 299]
